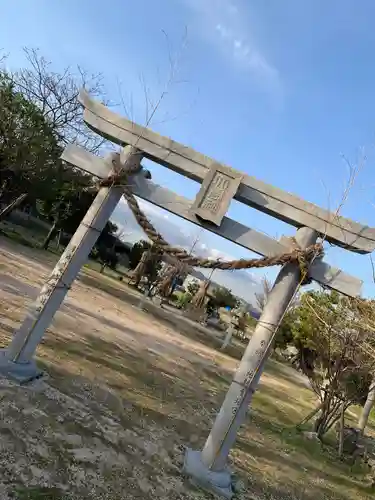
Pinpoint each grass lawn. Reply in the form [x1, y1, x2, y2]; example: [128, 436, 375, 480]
[0, 236, 374, 499]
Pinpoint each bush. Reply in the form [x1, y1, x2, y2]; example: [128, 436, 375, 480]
[169, 292, 179, 303]
[177, 291, 192, 309]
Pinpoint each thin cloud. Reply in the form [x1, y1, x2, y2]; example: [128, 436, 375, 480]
[215, 22, 278, 83]
[182, 0, 281, 91]
[112, 198, 262, 302]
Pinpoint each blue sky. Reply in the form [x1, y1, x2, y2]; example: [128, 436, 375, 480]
[1, 0, 375, 299]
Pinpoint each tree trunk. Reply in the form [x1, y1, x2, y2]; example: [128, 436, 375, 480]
[42, 221, 59, 250]
[0, 193, 28, 222]
[0, 180, 8, 201]
[338, 402, 345, 457]
[296, 402, 324, 430]
[56, 229, 62, 249]
[314, 395, 331, 439]
[314, 396, 342, 439]
[358, 378, 375, 435]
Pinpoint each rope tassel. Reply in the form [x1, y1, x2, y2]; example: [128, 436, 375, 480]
[191, 280, 210, 309]
[129, 249, 152, 286]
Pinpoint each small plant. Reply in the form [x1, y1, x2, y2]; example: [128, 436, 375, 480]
[177, 291, 192, 309]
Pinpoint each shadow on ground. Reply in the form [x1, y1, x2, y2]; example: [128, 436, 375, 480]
[39, 328, 373, 500]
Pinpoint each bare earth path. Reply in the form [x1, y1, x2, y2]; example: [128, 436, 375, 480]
[0, 237, 372, 500]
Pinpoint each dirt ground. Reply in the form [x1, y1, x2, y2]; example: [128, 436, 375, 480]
[0, 237, 373, 500]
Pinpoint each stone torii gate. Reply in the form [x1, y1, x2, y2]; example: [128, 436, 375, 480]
[0, 90, 373, 497]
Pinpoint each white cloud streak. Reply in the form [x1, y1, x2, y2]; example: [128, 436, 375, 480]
[182, 0, 280, 90]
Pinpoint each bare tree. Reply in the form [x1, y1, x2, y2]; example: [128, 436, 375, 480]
[7, 48, 108, 153]
[255, 276, 272, 311]
[0, 51, 7, 65]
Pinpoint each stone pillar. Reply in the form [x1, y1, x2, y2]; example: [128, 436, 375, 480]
[0, 146, 141, 383]
[183, 227, 318, 498]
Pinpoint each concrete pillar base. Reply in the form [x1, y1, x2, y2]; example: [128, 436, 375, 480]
[183, 448, 233, 498]
[0, 350, 43, 384]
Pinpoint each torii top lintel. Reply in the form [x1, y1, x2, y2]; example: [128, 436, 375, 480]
[78, 90, 375, 254]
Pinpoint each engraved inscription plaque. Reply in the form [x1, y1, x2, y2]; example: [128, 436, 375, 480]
[191, 163, 243, 226]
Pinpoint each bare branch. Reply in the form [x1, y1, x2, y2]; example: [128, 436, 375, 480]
[7, 47, 109, 153]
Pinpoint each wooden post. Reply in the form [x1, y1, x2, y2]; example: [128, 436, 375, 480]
[221, 325, 235, 350]
[183, 227, 318, 498]
[0, 146, 141, 383]
[338, 402, 345, 457]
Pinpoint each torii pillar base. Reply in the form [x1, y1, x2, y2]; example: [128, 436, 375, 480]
[183, 449, 233, 499]
[0, 350, 43, 384]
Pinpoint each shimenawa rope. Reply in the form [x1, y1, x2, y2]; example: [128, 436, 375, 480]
[99, 152, 324, 281]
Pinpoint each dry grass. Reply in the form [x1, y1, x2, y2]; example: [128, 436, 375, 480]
[0, 237, 374, 500]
